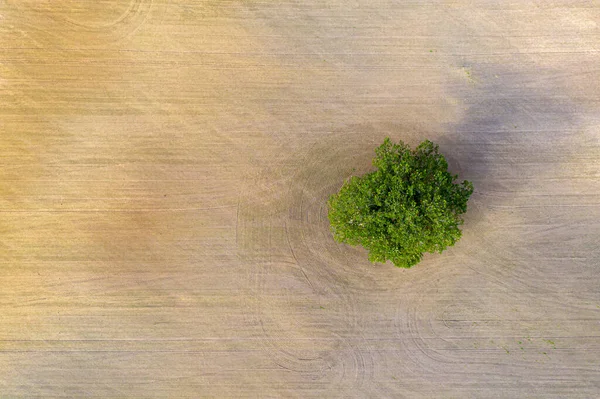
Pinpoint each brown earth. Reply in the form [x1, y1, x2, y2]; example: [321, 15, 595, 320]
[1, 1, 599, 397]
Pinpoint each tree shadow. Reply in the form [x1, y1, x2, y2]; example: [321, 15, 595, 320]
[437, 63, 585, 231]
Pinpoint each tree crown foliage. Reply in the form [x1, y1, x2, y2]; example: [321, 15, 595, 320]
[327, 137, 473, 268]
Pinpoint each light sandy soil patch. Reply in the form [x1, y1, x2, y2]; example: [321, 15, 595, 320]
[1, 0, 599, 397]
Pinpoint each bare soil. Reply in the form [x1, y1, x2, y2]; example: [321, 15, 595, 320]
[1, 1, 599, 397]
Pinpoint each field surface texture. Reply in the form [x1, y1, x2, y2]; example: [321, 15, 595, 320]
[1, 1, 599, 398]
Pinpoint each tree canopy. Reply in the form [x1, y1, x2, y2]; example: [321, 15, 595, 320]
[327, 137, 474, 268]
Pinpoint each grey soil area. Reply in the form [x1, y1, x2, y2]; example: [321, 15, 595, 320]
[1, 1, 599, 397]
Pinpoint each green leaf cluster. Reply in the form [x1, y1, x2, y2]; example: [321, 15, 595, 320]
[327, 138, 473, 268]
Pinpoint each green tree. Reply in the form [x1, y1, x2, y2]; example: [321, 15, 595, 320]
[328, 137, 473, 268]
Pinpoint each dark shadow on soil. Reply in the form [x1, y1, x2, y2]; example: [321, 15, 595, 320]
[437, 63, 585, 229]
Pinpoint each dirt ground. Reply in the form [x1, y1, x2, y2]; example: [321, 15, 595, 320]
[1, 1, 599, 397]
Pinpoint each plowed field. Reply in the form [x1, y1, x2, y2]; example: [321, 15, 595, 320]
[1, 1, 599, 397]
